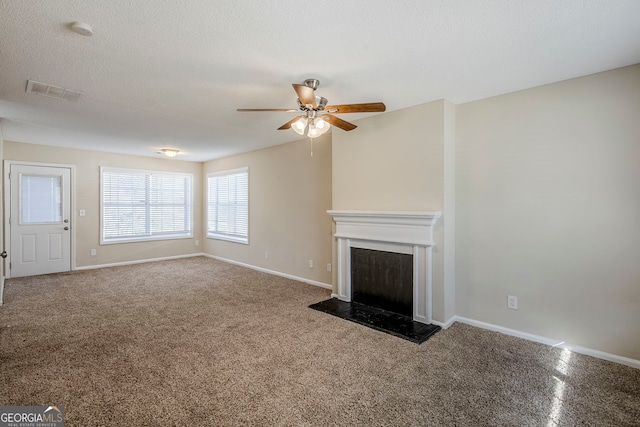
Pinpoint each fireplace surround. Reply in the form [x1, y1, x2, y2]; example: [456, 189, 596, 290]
[351, 247, 414, 317]
[327, 210, 441, 324]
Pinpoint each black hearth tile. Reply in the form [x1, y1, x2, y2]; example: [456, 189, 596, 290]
[312, 297, 353, 317]
[309, 299, 441, 344]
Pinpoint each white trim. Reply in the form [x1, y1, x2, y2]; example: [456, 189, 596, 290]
[99, 165, 195, 177]
[100, 234, 193, 245]
[454, 316, 640, 370]
[205, 254, 332, 290]
[431, 315, 457, 329]
[100, 166, 194, 244]
[328, 210, 441, 324]
[75, 253, 205, 270]
[327, 210, 441, 246]
[206, 232, 249, 245]
[207, 166, 249, 178]
[206, 167, 249, 245]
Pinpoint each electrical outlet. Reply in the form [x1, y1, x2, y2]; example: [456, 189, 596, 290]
[195, 240, 199, 246]
[327, 263, 332, 272]
[264, 251, 269, 259]
[308, 259, 314, 268]
[507, 295, 518, 310]
[90, 249, 96, 256]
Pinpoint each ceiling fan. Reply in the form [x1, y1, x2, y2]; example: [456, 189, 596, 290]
[237, 79, 386, 138]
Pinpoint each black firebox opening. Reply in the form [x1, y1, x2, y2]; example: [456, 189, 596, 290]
[351, 247, 413, 317]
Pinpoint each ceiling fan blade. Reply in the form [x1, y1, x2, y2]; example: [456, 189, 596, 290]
[324, 114, 357, 131]
[324, 102, 386, 114]
[292, 84, 317, 108]
[237, 108, 298, 112]
[277, 116, 303, 130]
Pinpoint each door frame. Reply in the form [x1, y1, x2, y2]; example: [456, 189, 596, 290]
[4, 160, 77, 279]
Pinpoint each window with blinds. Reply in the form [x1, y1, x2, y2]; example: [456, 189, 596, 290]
[101, 167, 193, 243]
[207, 167, 249, 244]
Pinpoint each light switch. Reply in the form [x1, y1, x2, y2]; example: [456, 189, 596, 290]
[79, 209, 86, 217]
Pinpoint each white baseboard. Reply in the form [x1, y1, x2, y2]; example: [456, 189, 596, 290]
[73, 255, 637, 369]
[453, 316, 640, 370]
[205, 254, 332, 290]
[431, 316, 457, 329]
[75, 253, 206, 271]
[76, 253, 332, 290]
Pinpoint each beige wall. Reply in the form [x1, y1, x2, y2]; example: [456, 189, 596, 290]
[3, 64, 638, 361]
[333, 100, 445, 211]
[456, 64, 640, 359]
[203, 134, 332, 286]
[332, 100, 455, 323]
[332, 65, 640, 360]
[3, 141, 203, 268]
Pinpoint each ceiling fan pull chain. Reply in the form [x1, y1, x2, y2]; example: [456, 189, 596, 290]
[309, 138, 314, 157]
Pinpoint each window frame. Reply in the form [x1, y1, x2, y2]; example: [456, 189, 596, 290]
[100, 166, 194, 245]
[206, 167, 249, 245]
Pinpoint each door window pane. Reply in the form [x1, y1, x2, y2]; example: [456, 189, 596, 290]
[20, 174, 62, 224]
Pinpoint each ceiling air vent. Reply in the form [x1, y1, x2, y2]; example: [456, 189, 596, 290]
[26, 80, 83, 102]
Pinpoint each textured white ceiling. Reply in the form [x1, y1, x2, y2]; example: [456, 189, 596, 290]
[1, 0, 639, 161]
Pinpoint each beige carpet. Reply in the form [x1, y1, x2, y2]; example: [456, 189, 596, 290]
[0, 257, 638, 426]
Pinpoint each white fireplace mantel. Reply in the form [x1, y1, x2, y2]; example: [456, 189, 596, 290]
[327, 210, 442, 324]
[328, 210, 441, 246]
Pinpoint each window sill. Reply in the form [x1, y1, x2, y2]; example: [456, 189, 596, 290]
[101, 234, 193, 245]
[207, 233, 248, 245]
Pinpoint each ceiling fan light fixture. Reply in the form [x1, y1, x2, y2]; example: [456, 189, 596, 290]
[291, 117, 307, 135]
[311, 118, 330, 138]
[307, 122, 319, 138]
[307, 117, 330, 138]
[315, 117, 329, 131]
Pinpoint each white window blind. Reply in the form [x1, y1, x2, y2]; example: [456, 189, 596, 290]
[207, 168, 248, 244]
[101, 167, 193, 243]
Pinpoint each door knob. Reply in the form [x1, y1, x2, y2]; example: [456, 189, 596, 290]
[64, 227, 69, 231]
[64, 219, 69, 223]
[0, 251, 7, 258]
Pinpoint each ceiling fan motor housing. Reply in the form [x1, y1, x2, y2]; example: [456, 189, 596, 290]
[303, 79, 320, 90]
[297, 96, 328, 112]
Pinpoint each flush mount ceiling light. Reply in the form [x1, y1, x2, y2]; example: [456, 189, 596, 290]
[159, 149, 179, 158]
[237, 78, 385, 139]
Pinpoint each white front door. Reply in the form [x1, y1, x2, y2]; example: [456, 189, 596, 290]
[9, 164, 72, 277]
